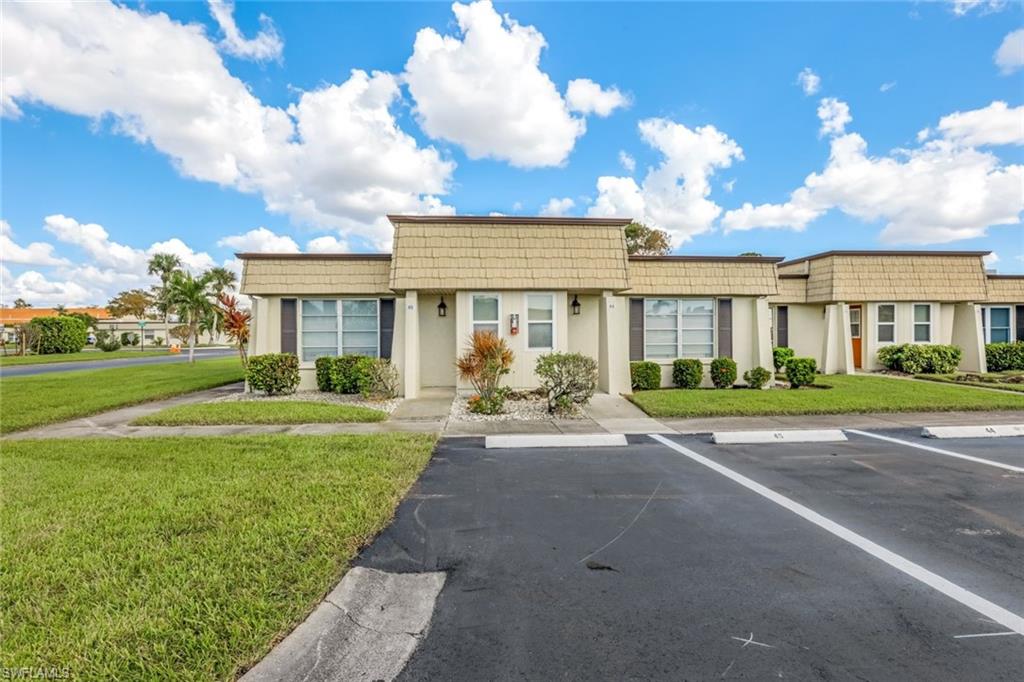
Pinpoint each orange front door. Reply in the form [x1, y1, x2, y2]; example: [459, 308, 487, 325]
[849, 305, 862, 369]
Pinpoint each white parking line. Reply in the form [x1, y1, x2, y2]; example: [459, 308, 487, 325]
[845, 430, 1024, 474]
[648, 433, 1024, 636]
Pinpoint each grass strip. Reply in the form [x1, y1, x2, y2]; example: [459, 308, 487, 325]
[0, 357, 244, 433]
[0, 434, 436, 680]
[133, 400, 388, 425]
[630, 373, 1024, 418]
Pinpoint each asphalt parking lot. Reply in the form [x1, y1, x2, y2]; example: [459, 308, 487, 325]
[357, 430, 1024, 680]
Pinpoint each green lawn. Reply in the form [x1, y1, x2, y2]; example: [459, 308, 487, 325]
[0, 358, 244, 433]
[630, 373, 1024, 418]
[0, 434, 436, 680]
[133, 400, 389, 426]
[0, 349, 169, 366]
[914, 372, 1024, 394]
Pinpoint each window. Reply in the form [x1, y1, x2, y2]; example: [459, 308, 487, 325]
[984, 307, 1011, 343]
[876, 304, 895, 343]
[913, 304, 932, 343]
[849, 307, 861, 339]
[526, 294, 554, 350]
[300, 298, 379, 362]
[644, 298, 715, 360]
[341, 300, 379, 356]
[472, 294, 500, 336]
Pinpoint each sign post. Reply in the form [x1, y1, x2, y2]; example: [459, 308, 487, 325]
[138, 320, 148, 352]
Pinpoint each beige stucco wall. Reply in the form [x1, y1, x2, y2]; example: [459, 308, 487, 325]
[775, 303, 827, 367]
[567, 294, 601, 360]
[453, 290, 570, 391]
[600, 294, 632, 395]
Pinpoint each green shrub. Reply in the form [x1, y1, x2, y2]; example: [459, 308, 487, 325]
[361, 358, 400, 399]
[153, 337, 165, 346]
[986, 342, 1024, 372]
[119, 332, 140, 347]
[96, 336, 122, 352]
[29, 316, 88, 354]
[671, 358, 703, 389]
[314, 356, 334, 392]
[630, 361, 662, 391]
[709, 357, 737, 388]
[468, 387, 509, 415]
[246, 353, 300, 395]
[785, 357, 817, 388]
[878, 343, 962, 374]
[329, 355, 375, 395]
[773, 346, 794, 372]
[535, 352, 599, 413]
[743, 366, 772, 389]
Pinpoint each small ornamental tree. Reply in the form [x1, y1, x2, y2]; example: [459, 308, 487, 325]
[535, 352, 599, 414]
[456, 331, 514, 414]
[215, 293, 251, 368]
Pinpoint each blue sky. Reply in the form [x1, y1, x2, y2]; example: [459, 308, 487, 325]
[2, 0, 1022, 306]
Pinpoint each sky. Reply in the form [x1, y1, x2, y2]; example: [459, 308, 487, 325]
[2, 0, 1023, 307]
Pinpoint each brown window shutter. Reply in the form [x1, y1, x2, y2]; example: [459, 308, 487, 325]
[281, 299, 297, 355]
[629, 298, 644, 361]
[776, 305, 789, 348]
[1016, 305, 1024, 343]
[718, 298, 733, 358]
[379, 299, 395, 359]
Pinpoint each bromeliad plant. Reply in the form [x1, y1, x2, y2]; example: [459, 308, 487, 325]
[456, 331, 514, 415]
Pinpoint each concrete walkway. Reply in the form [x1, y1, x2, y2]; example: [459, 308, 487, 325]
[582, 393, 675, 434]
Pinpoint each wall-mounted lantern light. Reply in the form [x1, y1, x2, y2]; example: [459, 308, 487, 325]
[571, 294, 581, 316]
[437, 296, 448, 317]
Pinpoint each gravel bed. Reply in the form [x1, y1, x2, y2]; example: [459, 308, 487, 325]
[211, 390, 401, 414]
[448, 394, 585, 422]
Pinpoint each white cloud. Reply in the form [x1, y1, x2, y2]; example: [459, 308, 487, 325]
[566, 78, 629, 117]
[207, 0, 283, 62]
[0, 220, 69, 266]
[404, 1, 618, 167]
[43, 214, 148, 271]
[984, 252, 999, 267]
[306, 235, 350, 253]
[217, 226, 299, 253]
[797, 67, 821, 96]
[588, 118, 743, 245]
[951, 0, 1006, 16]
[618, 150, 636, 173]
[540, 197, 575, 217]
[880, 81, 897, 92]
[3, 269, 98, 307]
[722, 100, 1024, 244]
[2, 1, 454, 248]
[936, 101, 1024, 147]
[995, 29, 1024, 74]
[146, 238, 217, 272]
[817, 97, 852, 137]
[722, 179, 736, 193]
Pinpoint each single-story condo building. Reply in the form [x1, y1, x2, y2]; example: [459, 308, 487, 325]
[238, 216, 1023, 395]
[239, 215, 779, 396]
[769, 251, 1024, 375]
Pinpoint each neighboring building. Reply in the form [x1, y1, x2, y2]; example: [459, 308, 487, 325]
[0, 306, 110, 343]
[981, 275, 1024, 346]
[239, 215, 780, 395]
[768, 251, 1009, 374]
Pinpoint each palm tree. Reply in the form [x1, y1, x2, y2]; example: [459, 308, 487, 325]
[147, 253, 183, 333]
[164, 271, 213, 363]
[205, 266, 237, 295]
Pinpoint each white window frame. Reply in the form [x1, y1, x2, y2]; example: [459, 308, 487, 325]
[643, 297, 717, 362]
[298, 297, 380, 365]
[524, 292, 555, 351]
[911, 303, 934, 344]
[982, 306, 1013, 344]
[875, 303, 896, 345]
[471, 293, 502, 337]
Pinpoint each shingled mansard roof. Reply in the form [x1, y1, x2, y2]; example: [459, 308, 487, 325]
[626, 255, 782, 296]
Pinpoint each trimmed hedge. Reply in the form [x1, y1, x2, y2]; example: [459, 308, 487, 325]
[785, 357, 817, 388]
[878, 343, 962, 374]
[985, 342, 1024, 372]
[246, 353, 300, 395]
[672, 358, 703, 389]
[709, 357, 737, 389]
[743, 366, 772, 390]
[773, 346, 794, 372]
[630, 361, 661, 391]
[29, 316, 88, 354]
[328, 355, 375, 395]
[315, 356, 334, 392]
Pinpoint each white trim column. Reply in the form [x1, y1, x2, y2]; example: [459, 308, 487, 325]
[403, 290, 421, 398]
[752, 297, 775, 387]
[952, 302, 987, 373]
[822, 303, 854, 374]
[598, 292, 630, 394]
